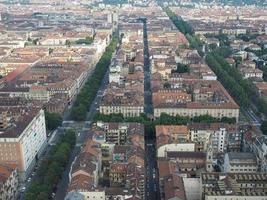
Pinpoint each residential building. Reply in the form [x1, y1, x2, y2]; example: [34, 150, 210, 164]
[66, 122, 145, 200]
[0, 164, 19, 200]
[201, 173, 267, 200]
[0, 107, 47, 181]
[153, 80, 240, 121]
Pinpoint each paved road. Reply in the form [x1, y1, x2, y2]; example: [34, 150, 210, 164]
[142, 18, 160, 200]
[145, 141, 160, 200]
[54, 58, 110, 200]
[241, 108, 262, 129]
[18, 49, 110, 200]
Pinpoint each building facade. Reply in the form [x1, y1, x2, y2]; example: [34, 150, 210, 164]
[0, 108, 47, 181]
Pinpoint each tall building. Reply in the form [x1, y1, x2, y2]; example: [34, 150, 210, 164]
[0, 107, 47, 181]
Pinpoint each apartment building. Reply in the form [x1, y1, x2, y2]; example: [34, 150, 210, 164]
[153, 80, 240, 121]
[201, 173, 267, 200]
[66, 122, 145, 200]
[0, 107, 47, 181]
[188, 123, 240, 153]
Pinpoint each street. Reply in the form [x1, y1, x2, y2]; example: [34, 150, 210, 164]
[54, 62, 110, 200]
[142, 18, 160, 200]
[18, 50, 110, 200]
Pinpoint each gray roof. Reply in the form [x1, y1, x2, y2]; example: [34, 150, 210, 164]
[228, 152, 256, 162]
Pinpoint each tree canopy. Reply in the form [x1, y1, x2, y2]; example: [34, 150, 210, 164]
[173, 63, 190, 73]
[45, 112, 63, 130]
[70, 36, 119, 121]
[206, 48, 267, 116]
[261, 121, 267, 135]
[24, 130, 76, 200]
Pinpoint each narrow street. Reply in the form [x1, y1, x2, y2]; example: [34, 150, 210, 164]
[142, 17, 160, 200]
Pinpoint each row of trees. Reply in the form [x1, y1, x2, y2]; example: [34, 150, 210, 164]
[70, 37, 119, 121]
[206, 53, 249, 108]
[94, 113, 236, 124]
[163, 7, 205, 57]
[94, 113, 236, 136]
[206, 50, 267, 115]
[164, 7, 267, 135]
[65, 37, 94, 46]
[24, 130, 76, 200]
[163, 7, 193, 35]
[186, 33, 204, 56]
[75, 36, 94, 45]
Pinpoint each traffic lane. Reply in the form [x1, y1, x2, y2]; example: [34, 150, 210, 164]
[54, 71, 108, 199]
[54, 146, 81, 200]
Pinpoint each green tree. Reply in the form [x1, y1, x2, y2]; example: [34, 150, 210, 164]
[45, 112, 62, 130]
[24, 130, 76, 199]
[70, 37, 119, 121]
[49, 48, 53, 55]
[261, 121, 267, 135]
[65, 40, 71, 46]
[163, 82, 171, 88]
[174, 63, 190, 73]
[75, 37, 94, 45]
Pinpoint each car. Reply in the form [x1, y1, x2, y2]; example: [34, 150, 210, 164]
[20, 187, 26, 192]
[27, 178, 31, 182]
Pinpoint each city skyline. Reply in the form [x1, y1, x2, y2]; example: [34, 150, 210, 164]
[0, 0, 267, 200]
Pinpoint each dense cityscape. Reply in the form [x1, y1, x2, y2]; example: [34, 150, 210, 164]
[0, 0, 267, 200]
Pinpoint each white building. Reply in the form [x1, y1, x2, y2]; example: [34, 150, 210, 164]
[109, 63, 121, 84]
[189, 126, 228, 153]
[240, 68, 263, 79]
[157, 143, 195, 158]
